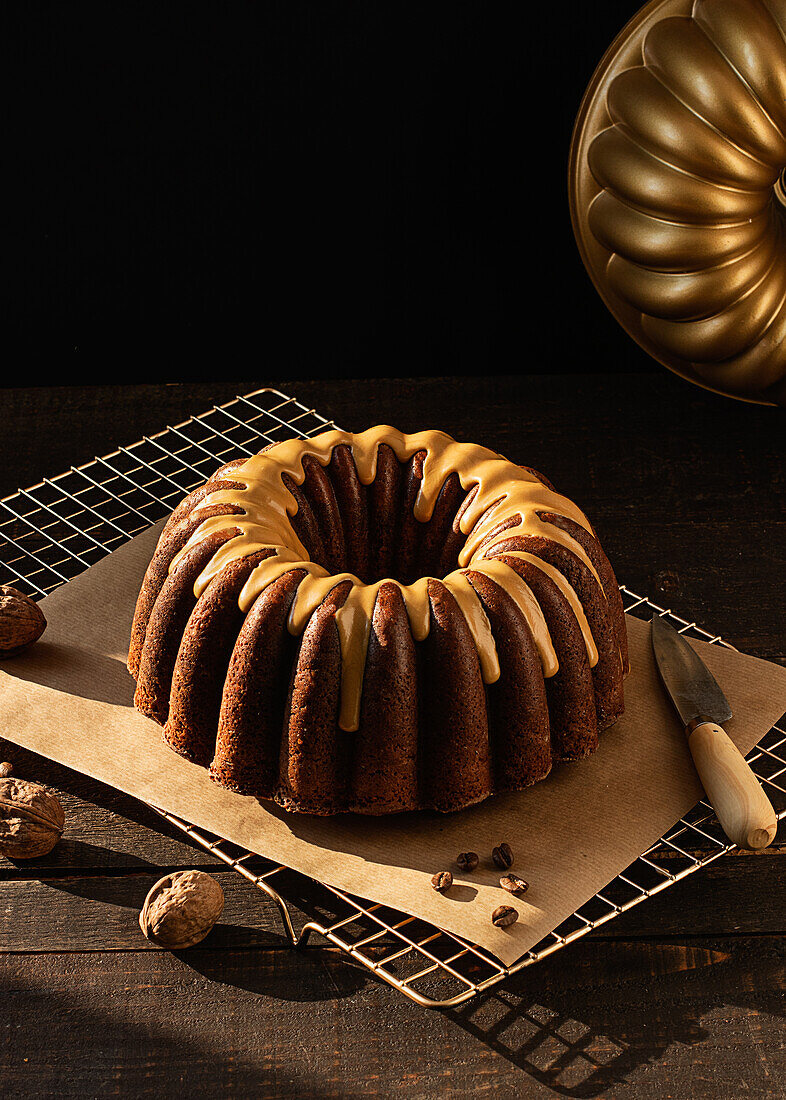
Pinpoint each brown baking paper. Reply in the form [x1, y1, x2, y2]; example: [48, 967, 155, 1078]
[1, 522, 785, 966]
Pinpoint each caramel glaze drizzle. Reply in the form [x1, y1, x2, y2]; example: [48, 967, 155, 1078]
[168, 426, 606, 732]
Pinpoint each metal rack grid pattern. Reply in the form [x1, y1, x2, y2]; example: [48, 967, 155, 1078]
[1, 386, 783, 1010]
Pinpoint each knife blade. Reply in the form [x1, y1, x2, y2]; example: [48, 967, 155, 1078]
[651, 616, 777, 851]
[651, 614, 733, 728]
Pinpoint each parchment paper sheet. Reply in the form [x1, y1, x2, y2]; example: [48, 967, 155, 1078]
[1, 522, 784, 966]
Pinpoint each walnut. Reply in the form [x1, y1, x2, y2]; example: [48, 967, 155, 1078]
[0, 587, 46, 657]
[139, 870, 224, 950]
[0, 778, 65, 858]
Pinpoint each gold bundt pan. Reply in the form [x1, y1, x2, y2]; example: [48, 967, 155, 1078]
[569, 0, 786, 405]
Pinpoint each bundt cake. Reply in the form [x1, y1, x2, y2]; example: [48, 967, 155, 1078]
[128, 426, 629, 814]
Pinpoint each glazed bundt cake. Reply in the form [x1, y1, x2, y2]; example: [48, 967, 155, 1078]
[128, 426, 629, 814]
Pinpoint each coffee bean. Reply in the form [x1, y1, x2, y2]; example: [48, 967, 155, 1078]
[492, 904, 518, 928]
[500, 874, 528, 896]
[431, 870, 453, 893]
[456, 851, 479, 873]
[492, 842, 514, 870]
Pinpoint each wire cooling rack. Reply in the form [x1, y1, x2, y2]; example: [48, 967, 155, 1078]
[1, 386, 784, 1010]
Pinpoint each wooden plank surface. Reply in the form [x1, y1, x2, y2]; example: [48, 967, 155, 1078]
[3, 939, 784, 1099]
[1, 376, 784, 1099]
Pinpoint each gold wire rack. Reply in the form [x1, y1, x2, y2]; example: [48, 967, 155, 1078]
[1, 386, 783, 1010]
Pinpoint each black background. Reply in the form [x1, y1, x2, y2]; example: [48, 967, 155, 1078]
[9, 1, 653, 382]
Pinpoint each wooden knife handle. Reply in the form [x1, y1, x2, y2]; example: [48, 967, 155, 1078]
[688, 721, 778, 851]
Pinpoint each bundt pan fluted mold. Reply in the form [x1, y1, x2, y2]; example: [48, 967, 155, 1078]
[569, 0, 786, 406]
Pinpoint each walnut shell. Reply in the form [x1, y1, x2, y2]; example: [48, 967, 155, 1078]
[0, 778, 65, 858]
[0, 586, 46, 657]
[139, 870, 224, 950]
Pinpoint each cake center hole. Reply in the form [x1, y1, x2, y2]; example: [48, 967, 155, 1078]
[342, 503, 466, 587]
[300, 488, 466, 585]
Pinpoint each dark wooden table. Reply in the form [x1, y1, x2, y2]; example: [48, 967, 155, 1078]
[1, 376, 784, 1098]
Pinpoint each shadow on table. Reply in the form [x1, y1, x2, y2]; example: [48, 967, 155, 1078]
[3, 966, 338, 1097]
[40, 868, 369, 998]
[181, 947, 368, 1002]
[8, 836, 159, 874]
[445, 935, 786, 1097]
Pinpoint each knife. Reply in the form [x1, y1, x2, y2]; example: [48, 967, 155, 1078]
[651, 615, 777, 851]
